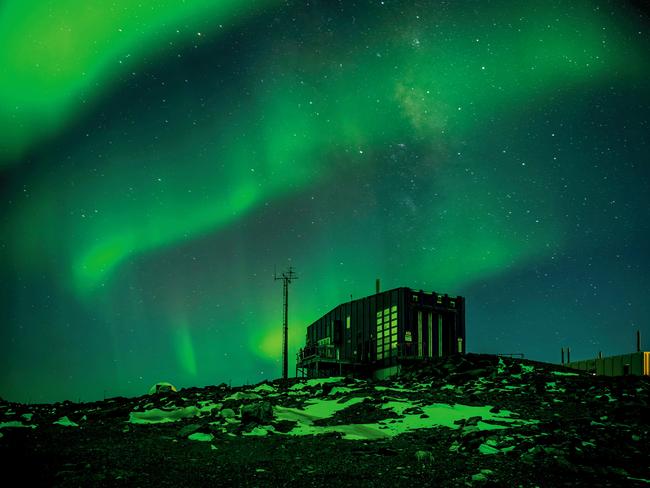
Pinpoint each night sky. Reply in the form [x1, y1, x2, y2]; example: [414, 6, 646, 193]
[1, 1, 649, 403]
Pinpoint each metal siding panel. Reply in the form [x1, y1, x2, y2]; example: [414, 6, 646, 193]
[632, 352, 642, 375]
[438, 313, 443, 357]
[427, 313, 433, 357]
[417, 310, 423, 356]
[458, 297, 466, 353]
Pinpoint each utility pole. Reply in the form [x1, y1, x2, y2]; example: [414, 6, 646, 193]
[274, 265, 298, 383]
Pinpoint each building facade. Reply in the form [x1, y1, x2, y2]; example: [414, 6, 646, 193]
[297, 287, 465, 378]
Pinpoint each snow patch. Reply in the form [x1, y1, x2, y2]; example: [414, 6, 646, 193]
[129, 406, 200, 424]
[251, 383, 276, 393]
[223, 391, 262, 401]
[188, 432, 214, 442]
[552, 371, 579, 377]
[54, 416, 78, 427]
[0, 421, 36, 429]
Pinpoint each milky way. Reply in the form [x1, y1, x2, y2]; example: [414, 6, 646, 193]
[1, 1, 649, 402]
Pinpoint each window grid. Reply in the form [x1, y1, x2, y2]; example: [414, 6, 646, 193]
[376, 306, 398, 359]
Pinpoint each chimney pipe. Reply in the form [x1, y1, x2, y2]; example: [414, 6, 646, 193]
[637, 329, 641, 352]
[567, 347, 571, 364]
[376, 278, 380, 294]
[561, 347, 564, 365]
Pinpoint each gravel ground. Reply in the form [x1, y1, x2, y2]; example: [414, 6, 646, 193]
[1, 354, 649, 487]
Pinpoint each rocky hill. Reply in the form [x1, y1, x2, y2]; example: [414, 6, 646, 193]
[1, 354, 648, 487]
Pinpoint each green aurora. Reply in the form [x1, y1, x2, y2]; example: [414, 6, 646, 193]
[1, 0, 649, 402]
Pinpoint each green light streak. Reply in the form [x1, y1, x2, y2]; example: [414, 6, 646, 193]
[174, 321, 197, 377]
[0, 0, 275, 164]
[3, 1, 645, 299]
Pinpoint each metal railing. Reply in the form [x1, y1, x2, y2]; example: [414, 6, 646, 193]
[299, 341, 468, 365]
[298, 344, 337, 362]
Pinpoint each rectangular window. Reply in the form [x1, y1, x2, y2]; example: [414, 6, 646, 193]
[346, 316, 350, 329]
[391, 305, 397, 312]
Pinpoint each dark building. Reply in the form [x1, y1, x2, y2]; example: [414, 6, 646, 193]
[297, 287, 465, 379]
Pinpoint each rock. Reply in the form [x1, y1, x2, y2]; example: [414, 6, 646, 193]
[272, 420, 297, 433]
[471, 468, 494, 482]
[448, 369, 488, 385]
[177, 424, 202, 438]
[220, 408, 236, 419]
[464, 416, 482, 427]
[148, 382, 177, 395]
[414, 450, 434, 464]
[240, 401, 273, 425]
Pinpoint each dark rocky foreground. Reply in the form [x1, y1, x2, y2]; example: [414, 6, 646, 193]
[1, 354, 649, 487]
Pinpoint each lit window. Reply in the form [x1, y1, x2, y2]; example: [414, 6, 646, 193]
[436, 295, 442, 304]
[346, 316, 350, 329]
[413, 295, 419, 302]
[391, 305, 397, 312]
[376, 311, 382, 318]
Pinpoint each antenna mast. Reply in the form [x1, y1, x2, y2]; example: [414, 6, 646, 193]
[274, 265, 298, 382]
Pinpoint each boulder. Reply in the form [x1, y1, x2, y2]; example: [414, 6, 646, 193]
[177, 424, 202, 438]
[148, 382, 177, 395]
[220, 408, 236, 419]
[240, 401, 274, 425]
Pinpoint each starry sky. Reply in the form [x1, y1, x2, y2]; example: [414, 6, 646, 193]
[1, 0, 649, 403]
